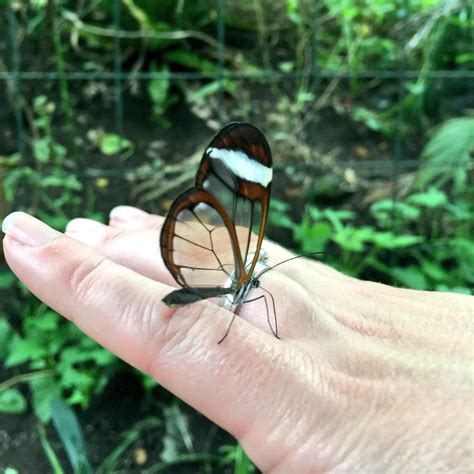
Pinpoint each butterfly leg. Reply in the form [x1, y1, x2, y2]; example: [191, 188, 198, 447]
[260, 286, 279, 339]
[217, 305, 241, 344]
[238, 292, 280, 340]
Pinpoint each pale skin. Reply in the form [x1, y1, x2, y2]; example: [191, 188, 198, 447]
[2, 206, 473, 473]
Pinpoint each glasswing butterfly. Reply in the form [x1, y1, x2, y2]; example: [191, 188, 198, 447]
[160, 122, 278, 342]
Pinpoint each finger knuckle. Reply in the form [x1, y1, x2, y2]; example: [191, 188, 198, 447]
[158, 303, 204, 350]
[146, 302, 217, 374]
[67, 255, 110, 305]
[99, 227, 128, 249]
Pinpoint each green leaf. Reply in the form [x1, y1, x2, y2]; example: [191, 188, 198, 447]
[323, 208, 355, 233]
[187, 80, 226, 102]
[37, 212, 70, 231]
[435, 285, 472, 295]
[407, 187, 448, 208]
[233, 444, 256, 474]
[332, 226, 374, 252]
[5, 467, 19, 474]
[268, 207, 294, 229]
[0, 316, 15, 360]
[164, 50, 217, 73]
[417, 117, 474, 191]
[5, 337, 48, 367]
[0, 270, 16, 289]
[30, 377, 61, 422]
[421, 260, 448, 282]
[25, 310, 59, 332]
[0, 388, 27, 414]
[100, 133, 132, 155]
[371, 199, 421, 222]
[51, 398, 93, 474]
[32, 137, 51, 163]
[160, 403, 192, 463]
[391, 266, 428, 290]
[371, 232, 422, 249]
[39, 174, 82, 191]
[148, 71, 170, 108]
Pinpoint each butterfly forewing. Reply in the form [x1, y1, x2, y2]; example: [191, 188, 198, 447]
[161, 189, 241, 291]
[161, 122, 272, 306]
[197, 123, 272, 279]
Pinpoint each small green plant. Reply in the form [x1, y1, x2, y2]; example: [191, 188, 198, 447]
[87, 128, 134, 159]
[270, 184, 473, 294]
[148, 66, 178, 127]
[417, 116, 474, 193]
[2, 96, 83, 228]
[0, 304, 118, 421]
[219, 443, 256, 474]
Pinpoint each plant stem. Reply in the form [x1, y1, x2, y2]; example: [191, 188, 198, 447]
[0, 369, 56, 392]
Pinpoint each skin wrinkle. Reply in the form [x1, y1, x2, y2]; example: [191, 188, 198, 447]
[236, 346, 319, 464]
[248, 354, 328, 472]
[147, 301, 228, 378]
[67, 256, 112, 309]
[123, 287, 166, 368]
[268, 430, 332, 474]
[62, 245, 167, 353]
[327, 405, 378, 472]
[330, 304, 397, 340]
[326, 283, 471, 358]
[334, 396, 424, 471]
[326, 324, 472, 388]
[149, 303, 289, 441]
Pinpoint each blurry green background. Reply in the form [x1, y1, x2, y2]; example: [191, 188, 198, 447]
[0, 0, 473, 472]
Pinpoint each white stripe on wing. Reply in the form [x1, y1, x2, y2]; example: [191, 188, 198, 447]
[206, 147, 272, 187]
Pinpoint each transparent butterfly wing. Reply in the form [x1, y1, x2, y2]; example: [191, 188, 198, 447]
[160, 123, 272, 305]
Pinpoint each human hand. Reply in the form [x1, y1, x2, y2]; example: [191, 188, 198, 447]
[3, 207, 473, 472]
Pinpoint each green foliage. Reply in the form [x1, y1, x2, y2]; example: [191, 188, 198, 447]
[148, 66, 178, 127]
[316, 0, 473, 135]
[2, 96, 82, 223]
[1, 307, 118, 421]
[417, 117, 474, 192]
[0, 388, 27, 414]
[272, 184, 473, 293]
[219, 444, 256, 474]
[87, 129, 134, 158]
[51, 399, 93, 474]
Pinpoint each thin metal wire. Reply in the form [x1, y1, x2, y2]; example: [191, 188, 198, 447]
[11, 159, 471, 179]
[113, 0, 124, 138]
[6, 1, 25, 158]
[391, 0, 409, 225]
[0, 70, 473, 81]
[217, 0, 226, 114]
[112, 0, 126, 203]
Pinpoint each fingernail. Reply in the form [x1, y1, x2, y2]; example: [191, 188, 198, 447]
[66, 218, 103, 234]
[1, 211, 59, 247]
[109, 206, 148, 222]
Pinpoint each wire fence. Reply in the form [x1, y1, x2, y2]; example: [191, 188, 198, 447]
[1, 0, 473, 210]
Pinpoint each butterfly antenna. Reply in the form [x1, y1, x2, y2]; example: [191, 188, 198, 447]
[257, 251, 326, 279]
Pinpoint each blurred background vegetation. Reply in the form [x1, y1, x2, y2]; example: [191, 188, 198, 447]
[0, 0, 472, 472]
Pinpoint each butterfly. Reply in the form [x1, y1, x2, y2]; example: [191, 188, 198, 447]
[160, 122, 278, 341]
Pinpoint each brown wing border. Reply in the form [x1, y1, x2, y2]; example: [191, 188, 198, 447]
[160, 187, 247, 290]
